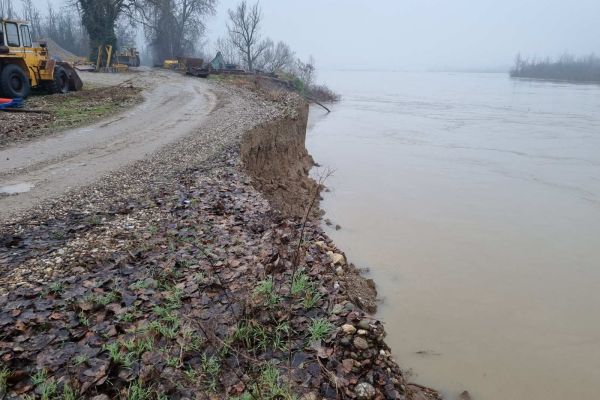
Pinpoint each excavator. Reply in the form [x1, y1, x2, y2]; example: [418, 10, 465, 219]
[0, 18, 82, 99]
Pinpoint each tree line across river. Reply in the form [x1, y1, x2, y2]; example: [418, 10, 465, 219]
[511, 53, 600, 83]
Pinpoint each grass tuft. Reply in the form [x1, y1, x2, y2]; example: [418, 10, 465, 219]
[308, 318, 334, 343]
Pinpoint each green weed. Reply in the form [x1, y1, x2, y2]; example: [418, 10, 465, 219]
[72, 354, 89, 366]
[40, 378, 57, 400]
[31, 369, 48, 386]
[308, 318, 334, 343]
[123, 336, 154, 356]
[62, 383, 78, 400]
[291, 272, 311, 295]
[148, 320, 179, 340]
[103, 342, 134, 368]
[78, 312, 90, 327]
[130, 280, 151, 290]
[201, 354, 220, 392]
[48, 281, 64, 294]
[0, 368, 9, 392]
[125, 380, 151, 400]
[254, 278, 279, 306]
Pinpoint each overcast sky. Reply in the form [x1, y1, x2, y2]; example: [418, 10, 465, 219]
[29, 0, 600, 71]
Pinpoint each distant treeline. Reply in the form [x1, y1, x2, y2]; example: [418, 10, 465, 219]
[510, 53, 600, 82]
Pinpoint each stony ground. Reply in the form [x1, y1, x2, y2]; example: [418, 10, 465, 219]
[0, 77, 441, 400]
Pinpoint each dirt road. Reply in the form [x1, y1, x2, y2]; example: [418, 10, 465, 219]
[0, 69, 215, 219]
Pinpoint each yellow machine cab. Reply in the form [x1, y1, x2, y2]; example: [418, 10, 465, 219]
[0, 18, 82, 98]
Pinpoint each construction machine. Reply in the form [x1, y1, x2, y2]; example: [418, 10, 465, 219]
[96, 45, 129, 73]
[115, 47, 141, 68]
[0, 18, 82, 99]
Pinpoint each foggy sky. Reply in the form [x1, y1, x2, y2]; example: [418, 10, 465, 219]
[29, 0, 600, 71]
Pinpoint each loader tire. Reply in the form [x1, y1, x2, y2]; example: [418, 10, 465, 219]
[48, 66, 69, 94]
[0, 64, 31, 99]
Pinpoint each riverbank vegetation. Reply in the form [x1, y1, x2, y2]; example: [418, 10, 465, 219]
[510, 53, 600, 82]
[219, 1, 339, 103]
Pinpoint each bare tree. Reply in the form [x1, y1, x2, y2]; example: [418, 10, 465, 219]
[20, 0, 42, 38]
[256, 40, 295, 73]
[0, 0, 16, 18]
[295, 56, 316, 88]
[133, 0, 216, 63]
[44, 3, 89, 56]
[227, 0, 269, 71]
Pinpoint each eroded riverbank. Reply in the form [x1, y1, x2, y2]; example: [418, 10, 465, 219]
[0, 76, 438, 399]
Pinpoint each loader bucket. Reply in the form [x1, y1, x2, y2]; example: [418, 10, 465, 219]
[57, 62, 84, 92]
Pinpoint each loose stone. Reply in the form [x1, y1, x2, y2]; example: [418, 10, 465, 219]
[355, 382, 377, 399]
[353, 336, 369, 350]
[341, 324, 357, 335]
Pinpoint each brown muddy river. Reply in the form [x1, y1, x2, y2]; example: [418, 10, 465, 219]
[307, 71, 600, 400]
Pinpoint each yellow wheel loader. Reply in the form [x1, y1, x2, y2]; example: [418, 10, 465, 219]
[0, 18, 82, 99]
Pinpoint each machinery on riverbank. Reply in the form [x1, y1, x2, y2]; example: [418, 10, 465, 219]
[115, 47, 141, 67]
[0, 18, 82, 98]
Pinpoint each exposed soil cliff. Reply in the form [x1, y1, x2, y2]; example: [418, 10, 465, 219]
[239, 97, 441, 400]
[241, 99, 318, 218]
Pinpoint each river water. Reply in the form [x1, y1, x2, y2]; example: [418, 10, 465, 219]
[306, 71, 600, 400]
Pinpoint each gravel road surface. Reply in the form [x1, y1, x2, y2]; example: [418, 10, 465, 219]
[0, 69, 215, 219]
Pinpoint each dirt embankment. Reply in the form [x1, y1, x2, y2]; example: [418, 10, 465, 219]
[240, 96, 440, 399]
[0, 78, 440, 400]
[241, 99, 316, 217]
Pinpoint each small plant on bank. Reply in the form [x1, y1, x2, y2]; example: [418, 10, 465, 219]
[31, 369, 48, 386]
[291, 272, 311, 295]
[201, 354, 221, 392]
[62, 383, 78, 400]
[89, 215, 102, 226]
[78, 311, 90, 327]
[166, 356, 180, 368]
[303, 289, 323, 309]
[130, 279, 151, 291]
[103, 342, 134, 368]
[308, 318, 334, 343]
[273, 322, 291, 351]
[254, 278, 279, 306]
[238, 363, 297, 400]
[40, 378, 57, 400]
[72, 354, 89, 366]
[123, 336, 154, 356]
[126, 380, 152, 400]
[148, 320, 180, 340]
[48, 281, 64, 294]
[193, 272, 205, 284]
[0, 368, 9, 393]
[290, 271, 323, 309]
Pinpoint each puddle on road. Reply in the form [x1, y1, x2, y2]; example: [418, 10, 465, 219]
[0, 182, 34, 194]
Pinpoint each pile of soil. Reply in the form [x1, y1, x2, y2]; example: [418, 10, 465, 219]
[39, 38, 81, 63]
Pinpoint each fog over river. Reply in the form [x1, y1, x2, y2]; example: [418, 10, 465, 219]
[307, 70, 600, 400]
